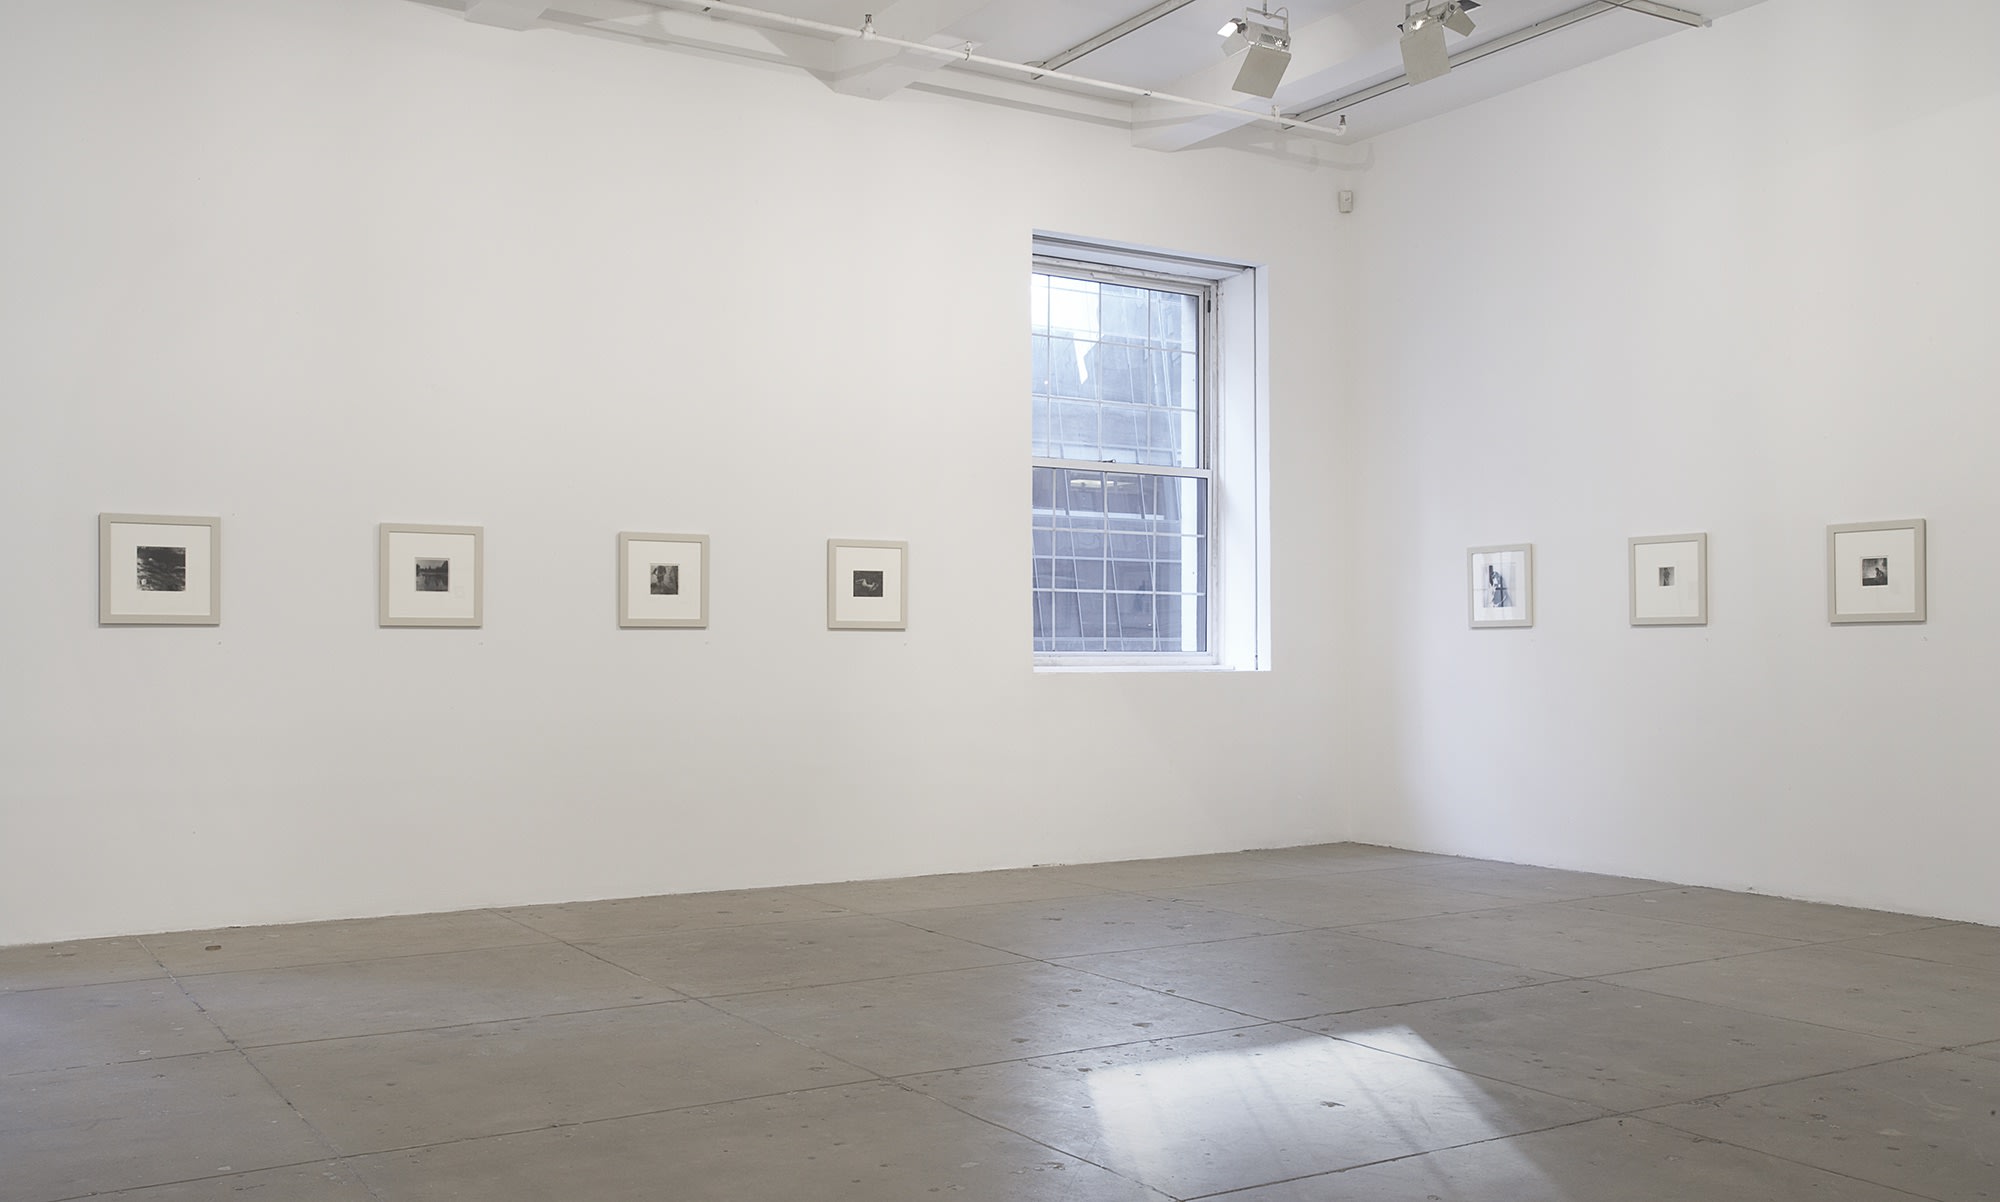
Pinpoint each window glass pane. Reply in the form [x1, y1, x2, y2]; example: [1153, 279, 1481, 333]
[1033, 463, 1207, 655]
[1031, 397, 1053, 459]
[1043, 335, 1093, 401]
[1030, 334, 1051, 394]
[1092, 344, 1146, 406]
[1152, 290, 1199, 351]
[1076, 592, 1107, 639]
[1101, 284, 1148, 344]
[1031, 272, 1200, 469]
[1048, 402, 1097, 461]
[1033, 265, 1209, 658]
[1149, 350, 1188, 409]
[1109, 560, 1153, 591]
[1176, 351, 1199, 411]
[1048, 276, 1098, 337]
[1059, 468, 1106, 518]
[1096, 407, 1144, 463]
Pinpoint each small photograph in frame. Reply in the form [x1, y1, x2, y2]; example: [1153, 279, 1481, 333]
[1828, 519, 1925, 624]
[619, 532, 709, 628]
[380, 523, 482, 627]
[99, 514, 220, 625]
[1630, 532, 1708, 626]
[1467, 543, 1533, 629]
[828, 539, 907, 630]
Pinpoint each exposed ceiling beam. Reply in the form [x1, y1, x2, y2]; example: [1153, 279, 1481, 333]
[814, 0, 1001, 100]
[464, 0, 548, 29]
[1133, 0, 1713, 150]
[1133, 0, 1409, 152]
[621, 0, 1351, 142]
[1033, 0, 1201, 76]
[1287, 0, 1709, 124]
[408, 0, 814, 65]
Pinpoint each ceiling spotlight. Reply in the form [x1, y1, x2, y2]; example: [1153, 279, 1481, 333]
[1334, 114, 1347, 135]
[1219, 6, 1292, 99]
[1399, 19, 1448, 83]
[1398, 1, 1477, 33]
[1399, 1, 1478, 84]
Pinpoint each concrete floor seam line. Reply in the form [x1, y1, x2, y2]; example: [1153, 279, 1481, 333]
[864, 1019, 1281, 1079]
[660, 955, 1059, 1000]
[137, 941, 564, 980]
[1171, 1112, 1623, 1201]
[1615, 1049, 1949, 1119]
[1815, 930, 1992, 964]
[131, 932, 174, 974]
[1267, 974, 1576, 1029]
[150, 954, 358, 1173]
[873, 912, 1316, 956]
[1334, 923, 1812, 977]
[882, 1079, 1176, 1200]
[41, 1154, 351, 1202]
[270, 1075, 906, 1165]
[225, 998, 375, 1170]
[1572, 904, 1966, 944]
[524, 935, 671, 989]
[1023, 959, 1293, 1025]
[1298, 1031, 1627, 1115]
[1580, 978, 1954, 1050]
[512, 919, 898, 1084]
[224, 997, 698, 1051]
[486, 903, 562, 937]
[1, 1046, 254, 1079]
[1620, 1111, 1952, 1202]
[681, 992, 894, 1086]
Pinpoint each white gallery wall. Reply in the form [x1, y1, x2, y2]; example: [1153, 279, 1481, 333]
[10, 0, 1995, 947]
[1340, 0, 2000, 924]
[0, 0, 1352, 945]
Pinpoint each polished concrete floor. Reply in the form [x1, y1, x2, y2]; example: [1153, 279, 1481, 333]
[5, 843, 1999, 1201]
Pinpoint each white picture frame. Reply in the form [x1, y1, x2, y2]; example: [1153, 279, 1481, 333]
[828, 539, 907, 630]
[619, 532, 709, 628]
[1468, 543, 1533, 629]
[1828, 519, 1925, 624]
[99, 513, 220, 625]
[1630, 532, 1708, 626]
[379, 523, 483, 628]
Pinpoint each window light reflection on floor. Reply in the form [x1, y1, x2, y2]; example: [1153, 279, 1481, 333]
[1076, 1029, 1570, 1198]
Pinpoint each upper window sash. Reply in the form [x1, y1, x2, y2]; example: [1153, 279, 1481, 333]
[1032, 265, 1212, 473]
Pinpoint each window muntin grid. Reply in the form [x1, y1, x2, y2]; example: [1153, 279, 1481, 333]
[1032, 263, 1212, 658]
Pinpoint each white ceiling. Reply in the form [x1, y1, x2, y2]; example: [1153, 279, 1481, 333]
[418, 0, 1770, 151]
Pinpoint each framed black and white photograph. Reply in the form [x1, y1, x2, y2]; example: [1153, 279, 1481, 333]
[1467, 543, 1533, 629]
[619, 532, 709, 628]
[1630, 532, 1708, 626]
[1828, 519, 1925, 624]
[379, 523, 482, 627]
[828, 539, 907, 630]
[99, 513, 220, 625]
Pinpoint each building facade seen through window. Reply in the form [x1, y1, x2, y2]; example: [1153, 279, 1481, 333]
[1032, 260, 1212, 659]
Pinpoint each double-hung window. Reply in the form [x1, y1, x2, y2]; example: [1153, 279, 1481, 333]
[1032, 253, 1216, 663]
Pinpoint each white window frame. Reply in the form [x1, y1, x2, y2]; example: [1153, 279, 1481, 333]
[1032, 236, 1267, 672]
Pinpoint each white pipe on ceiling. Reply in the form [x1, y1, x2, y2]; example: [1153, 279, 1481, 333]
[634, 0, 1347, 142]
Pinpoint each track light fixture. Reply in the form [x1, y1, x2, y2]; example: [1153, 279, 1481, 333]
[1398, 0, 1478, 85]
[1218, 5, 1292, 99]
